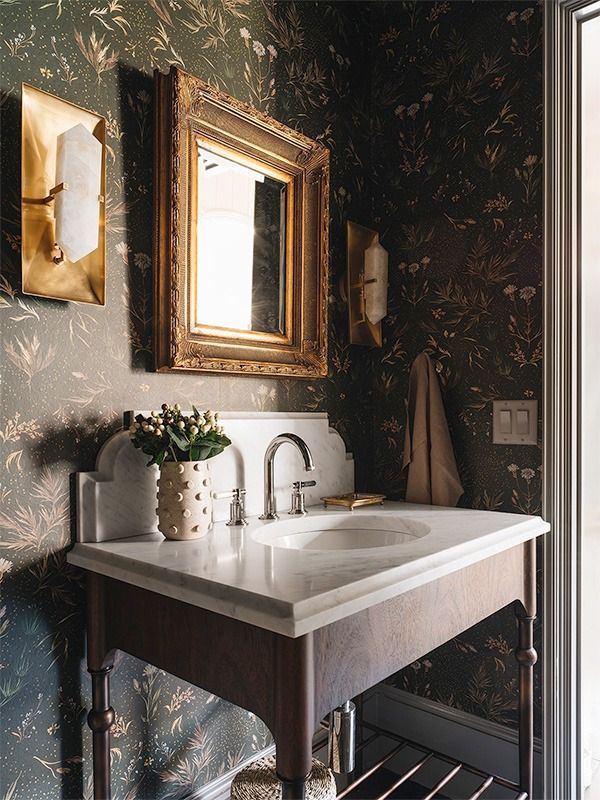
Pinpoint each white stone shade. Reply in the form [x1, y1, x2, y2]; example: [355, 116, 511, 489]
[54, 123, 102, 263]
[364, 238, 388, 325]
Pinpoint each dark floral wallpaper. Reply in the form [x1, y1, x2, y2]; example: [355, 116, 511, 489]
[366, 1, 543, 730]
[0, 2, 371, 798]
[0, 1, 542, 799]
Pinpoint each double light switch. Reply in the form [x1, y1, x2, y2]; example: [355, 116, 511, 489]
[492, 400, 537, 445]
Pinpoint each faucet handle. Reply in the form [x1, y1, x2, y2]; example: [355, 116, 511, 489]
[212, 488, 248, 527]
[212, 488, 245, 500]
[289, 480, 317, 516]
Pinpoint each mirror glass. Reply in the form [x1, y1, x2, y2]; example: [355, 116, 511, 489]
[196, 144, 287, 335]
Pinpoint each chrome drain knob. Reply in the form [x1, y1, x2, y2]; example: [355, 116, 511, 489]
[328, 700, 356, 774]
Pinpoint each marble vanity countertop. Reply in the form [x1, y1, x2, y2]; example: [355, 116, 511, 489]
[67, 502, 549, 637]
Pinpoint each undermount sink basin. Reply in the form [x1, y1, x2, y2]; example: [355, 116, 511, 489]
[252, 513, 430, 552]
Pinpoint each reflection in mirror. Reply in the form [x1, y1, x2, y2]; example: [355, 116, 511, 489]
[196, 144, 287, 335]
[155, 67, 329, 377]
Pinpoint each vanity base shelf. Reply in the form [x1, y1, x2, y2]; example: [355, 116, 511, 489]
[334, 723, 527, 800]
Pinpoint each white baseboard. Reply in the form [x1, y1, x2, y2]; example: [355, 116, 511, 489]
[362, 685, 542, 799]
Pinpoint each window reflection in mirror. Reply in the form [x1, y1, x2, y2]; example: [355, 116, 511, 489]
[196, 144, 287, 335]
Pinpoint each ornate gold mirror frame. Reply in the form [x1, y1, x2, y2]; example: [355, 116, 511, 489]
[154, 67, 330, 377]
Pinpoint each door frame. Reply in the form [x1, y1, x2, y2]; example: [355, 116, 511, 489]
[544, 2, 600, 798]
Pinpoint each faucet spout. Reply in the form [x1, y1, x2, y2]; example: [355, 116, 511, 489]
[259, 433, 315, 520]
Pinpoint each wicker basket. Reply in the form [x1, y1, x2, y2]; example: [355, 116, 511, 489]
[230, 756, 336, 800]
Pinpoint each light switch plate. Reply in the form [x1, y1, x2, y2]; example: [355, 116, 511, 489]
[492, 400, 537, 445]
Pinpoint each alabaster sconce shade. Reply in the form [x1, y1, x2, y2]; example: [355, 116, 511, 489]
[21, 84, 106, 304]
[54, 124, 103, 263]
[363, 237, 389, 325]
[345, 221, 389, 347]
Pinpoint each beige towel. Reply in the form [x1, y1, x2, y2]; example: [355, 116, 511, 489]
[402, 352, 463, 507]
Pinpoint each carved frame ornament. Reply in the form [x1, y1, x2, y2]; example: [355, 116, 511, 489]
[154, 67, 330, 378]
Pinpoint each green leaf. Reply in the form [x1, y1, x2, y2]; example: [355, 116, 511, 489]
[196, 444, 215, 460]
[167, 427, 189, 451]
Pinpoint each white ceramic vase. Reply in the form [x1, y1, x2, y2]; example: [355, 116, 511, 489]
[156, 461, 212, 541]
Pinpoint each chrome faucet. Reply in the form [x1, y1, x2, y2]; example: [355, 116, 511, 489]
[259, 433, 315, 520]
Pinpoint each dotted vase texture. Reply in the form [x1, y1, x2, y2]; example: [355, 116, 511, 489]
[157, 461, 212, 540]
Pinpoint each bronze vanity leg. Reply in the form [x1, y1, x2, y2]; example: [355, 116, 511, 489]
[86, 573, 115, 800]
[516, 611, 537, 799]
[516, 539, 537, 799]
[88, 666, 115, 800]
[278, 777, 308, 800]
[274, 634, 314, 800]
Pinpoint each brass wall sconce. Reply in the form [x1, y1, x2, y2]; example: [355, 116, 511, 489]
[21, 84, 106, 304]
[344, 221, 389, 347]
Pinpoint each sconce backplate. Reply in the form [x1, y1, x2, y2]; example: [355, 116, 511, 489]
[346, 221, 382, 347]
[21, 83, 106, 304]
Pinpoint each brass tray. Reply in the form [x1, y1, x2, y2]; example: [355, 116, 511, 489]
[321, 492, 386, 510]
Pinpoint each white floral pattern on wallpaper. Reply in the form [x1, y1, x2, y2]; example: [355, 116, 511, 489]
[0, 2, 371, 797]
[0, 1, 542, 798]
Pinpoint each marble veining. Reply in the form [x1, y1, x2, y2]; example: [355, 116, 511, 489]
[72, 412, 548, 637]
[68, 501, 549, 637]
[77, 412, 354, 542]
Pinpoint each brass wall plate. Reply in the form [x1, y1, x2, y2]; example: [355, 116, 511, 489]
[346, 221, 382, 347]
[154, 67, 329, 378]
[21, 83, 106, 304]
